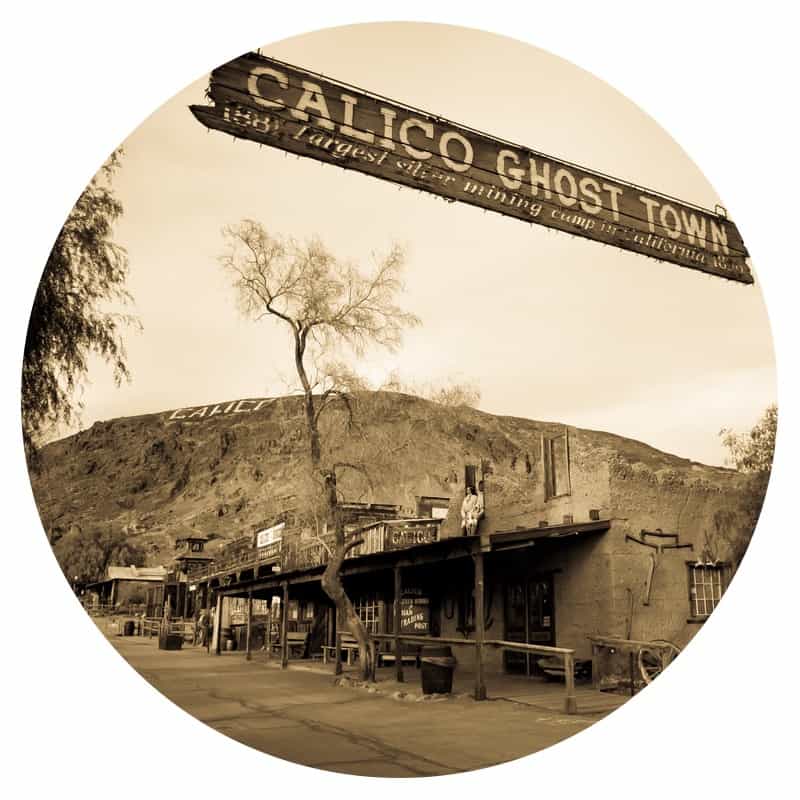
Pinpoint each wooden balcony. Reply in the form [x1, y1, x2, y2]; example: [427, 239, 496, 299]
[188, 518, 444, 582]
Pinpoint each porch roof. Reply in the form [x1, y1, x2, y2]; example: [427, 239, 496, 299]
[214, 518, 611, 595]
[489, 519, 611, 551]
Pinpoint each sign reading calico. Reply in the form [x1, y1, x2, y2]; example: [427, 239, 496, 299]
[166, 397, 274, 421]
[190, 52, 752, 284]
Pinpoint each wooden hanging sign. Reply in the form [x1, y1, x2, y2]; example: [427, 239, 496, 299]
[190, 52, 752, 284]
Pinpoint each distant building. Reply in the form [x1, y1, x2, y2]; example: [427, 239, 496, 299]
[145, 530, 216, 619]
[86, 565, 168, 609]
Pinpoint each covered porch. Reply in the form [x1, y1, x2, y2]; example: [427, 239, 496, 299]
[204, 518, 611, 710]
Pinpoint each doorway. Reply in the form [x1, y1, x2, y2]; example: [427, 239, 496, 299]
[503, 574, 555, 675]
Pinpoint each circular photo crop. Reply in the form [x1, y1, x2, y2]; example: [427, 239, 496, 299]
[23, 21, 776, 778]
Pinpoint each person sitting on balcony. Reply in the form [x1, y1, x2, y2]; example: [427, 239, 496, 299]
[461, 486, 480, 536]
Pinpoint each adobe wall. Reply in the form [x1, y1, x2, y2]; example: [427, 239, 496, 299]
[437, 581, 504, 674]
[436, 426, 623, 668]
[447, 425, 615, 537]
[435, 443, 762, 674]
[434, 535, 613, 669]
[605, 458, 758, 648]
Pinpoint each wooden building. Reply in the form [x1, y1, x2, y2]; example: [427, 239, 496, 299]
[180, 425, 762, 698]
[86, 565, 168, 610]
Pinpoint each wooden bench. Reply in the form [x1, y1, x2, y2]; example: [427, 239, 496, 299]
[322, 634, 361, 665]
[378, 642, 422, 668]
[270, 631, 308, 658]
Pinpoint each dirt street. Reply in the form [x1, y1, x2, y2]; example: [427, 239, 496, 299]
[110, 634, 611, 777]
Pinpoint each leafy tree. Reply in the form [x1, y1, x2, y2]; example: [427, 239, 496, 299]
[716, 404, 777, 566]
[220, 220, 419, 677]
[54, 526, 147, 585]
[719, 404, 777, 475]
[22, 150, 137, 470]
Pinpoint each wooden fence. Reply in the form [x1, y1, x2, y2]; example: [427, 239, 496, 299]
[141, 618, 196, 640]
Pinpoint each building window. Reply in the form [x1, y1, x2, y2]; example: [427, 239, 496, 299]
[543, 431, 571, 499]
[689, 563, 726, 618]
[354, 594, 381, 634]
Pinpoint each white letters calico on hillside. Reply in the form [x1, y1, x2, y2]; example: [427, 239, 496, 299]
[190, 52, 752, 284]
[166, 397, 274, 421]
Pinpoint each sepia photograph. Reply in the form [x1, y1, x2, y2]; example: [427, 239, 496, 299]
[6, 4, 795, 793]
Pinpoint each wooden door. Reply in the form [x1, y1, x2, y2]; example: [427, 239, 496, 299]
[503, 574, 555, 675]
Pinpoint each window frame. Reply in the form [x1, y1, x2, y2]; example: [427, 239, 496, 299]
[687, 561, 729, 621]
[542, 430, 572, 500]
[354, 593, 382, 634]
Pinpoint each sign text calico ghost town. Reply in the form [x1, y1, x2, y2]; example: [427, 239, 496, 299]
[190, 53, 752, 284]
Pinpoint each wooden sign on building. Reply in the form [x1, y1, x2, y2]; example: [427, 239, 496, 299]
[384, 523, 439, 550]
[400, 589, 430, 634]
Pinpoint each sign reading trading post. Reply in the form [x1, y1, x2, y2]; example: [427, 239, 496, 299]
[191, 53, 752, 284]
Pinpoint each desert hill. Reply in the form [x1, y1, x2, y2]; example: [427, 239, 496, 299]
[29, 391, 748, 570]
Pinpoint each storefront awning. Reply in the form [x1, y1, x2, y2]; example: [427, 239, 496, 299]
[490, 519, 611, 552]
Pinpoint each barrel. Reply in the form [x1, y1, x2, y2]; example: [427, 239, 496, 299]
[158, 632, 183, 650]
[420, 645, 456, 694]
[123, 620, 135, 636]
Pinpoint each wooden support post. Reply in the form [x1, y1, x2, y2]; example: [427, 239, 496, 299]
[280, 581, 289, 669]
[368, 639, 377, 683]
[182, 578, 190, 620]
[564, 652, 577, 714]
[245, 590, 252, 661]
[205, 593, 212, 653]
[394, 564, 404, 683]
[266, 597, 273, 661]
[213, 594, 223, 656]
[334, 631, 343, 676]
[473, 551, 487, 701]
[630, 652, 636, 698]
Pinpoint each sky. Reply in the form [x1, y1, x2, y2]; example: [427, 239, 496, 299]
[67, 22, 775, 466]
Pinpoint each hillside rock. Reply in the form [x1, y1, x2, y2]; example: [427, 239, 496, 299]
[29, 392, 756, 566]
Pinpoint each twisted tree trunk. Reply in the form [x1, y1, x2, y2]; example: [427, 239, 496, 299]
[295, 340, 373, 679]
[321, 541, 372, 680]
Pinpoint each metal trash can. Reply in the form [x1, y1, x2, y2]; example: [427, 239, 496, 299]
[420, 645, 457, 694]
[123, 620, 136, 636]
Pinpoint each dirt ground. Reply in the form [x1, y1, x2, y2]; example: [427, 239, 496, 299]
[106, 630, 622, 777]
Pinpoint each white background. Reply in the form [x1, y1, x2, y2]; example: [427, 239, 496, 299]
[2, 2, 797, 797]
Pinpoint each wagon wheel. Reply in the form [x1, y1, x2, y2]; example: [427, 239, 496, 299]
[637, 640, 681, 685]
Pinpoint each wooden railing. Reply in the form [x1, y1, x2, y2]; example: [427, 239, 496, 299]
[141, 618, 196, 640]
[84, 602, 147, 616]
[189, 518, 444, 581]
[369, 633, 578, 713]
[187, 541, 282, 581]
[485, 639, 577, 713]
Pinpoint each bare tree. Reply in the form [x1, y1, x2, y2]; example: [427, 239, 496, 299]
[381, 371, 481, 408]
[220, 220, 419, 676]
